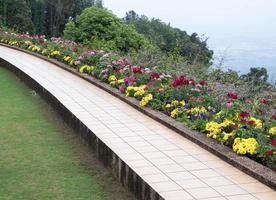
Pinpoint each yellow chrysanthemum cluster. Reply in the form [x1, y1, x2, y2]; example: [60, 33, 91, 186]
[126, 85, 146, 97]
[269, 127, 276, 135]
[140, 94, 153, 107]
[205, 119, 234, 139]
[249, 117, 263, 129]
[50, 50, 60, 57]
[233, 138, 258, 155]
[79, 65, 94, 74]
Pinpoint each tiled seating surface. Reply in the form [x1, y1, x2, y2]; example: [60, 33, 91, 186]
[1, 46, 275, 200]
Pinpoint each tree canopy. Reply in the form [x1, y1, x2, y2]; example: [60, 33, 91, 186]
[124, 11, 213, 65]
[64, 7, 149, 52]
[0, 0, 103, 36]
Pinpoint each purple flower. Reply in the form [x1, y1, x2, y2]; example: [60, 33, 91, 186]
[119, 85, 126, 93]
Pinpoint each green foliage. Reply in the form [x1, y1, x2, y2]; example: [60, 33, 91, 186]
[124, 11, 213, 65]
[241, 67, 269, 85]
[0, 0, 34, 33]
[64, 7, 149, 52]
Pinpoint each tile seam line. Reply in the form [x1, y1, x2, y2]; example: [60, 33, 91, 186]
[0, 43, 275, 190]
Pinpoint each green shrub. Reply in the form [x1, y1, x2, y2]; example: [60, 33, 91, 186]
[64, 7, 148, 52]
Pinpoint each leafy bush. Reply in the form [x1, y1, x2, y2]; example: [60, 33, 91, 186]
[64, 7, 148, 52]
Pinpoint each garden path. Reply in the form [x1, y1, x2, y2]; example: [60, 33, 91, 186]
[0, 46, 275, 200]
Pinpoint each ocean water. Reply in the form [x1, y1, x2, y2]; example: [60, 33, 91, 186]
[208, 34, 276, 82]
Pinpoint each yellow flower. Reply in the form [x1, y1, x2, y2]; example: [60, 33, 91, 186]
[79, 65, 94, 74]
[233, 138, 258, 155]
[248, 117, 263, 129]
[31, 46, 40, 52]
[139, 94, 153, 107]
[269, 127, 276, 135]
[165, 104, 171, 109]
[50, 50, 60, 57]
[24, 41, 32, 46]
[117, 79, 124, 84]
[220, 119, 234, 128]
[206, 121, 221, 138]
[180, 100, 185, 106]
[170, 108, 182, 119]
[171, 100, 180, 107]
[223, 132, 233, 142]
[188, 107, 207, 115]
[63, 56, 71, 62]
[108, 75, 117, 82]
[126, 85, 146, 96]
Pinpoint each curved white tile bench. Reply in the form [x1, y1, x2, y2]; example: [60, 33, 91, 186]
[0, 45, 275, 200]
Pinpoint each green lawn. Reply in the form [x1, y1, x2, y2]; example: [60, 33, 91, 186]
[0, 67, 133, 200]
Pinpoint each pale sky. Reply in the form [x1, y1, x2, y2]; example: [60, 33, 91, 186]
[104, 0, 276, 38]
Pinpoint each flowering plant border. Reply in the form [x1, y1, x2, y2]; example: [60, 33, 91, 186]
[0, 43, 275, 189]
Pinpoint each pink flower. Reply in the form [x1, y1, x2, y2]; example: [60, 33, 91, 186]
[245, 99, 252, 105]
[74, 60, 81, 65]
[129, 75, 136, 82]
[226, 101, 234, 108]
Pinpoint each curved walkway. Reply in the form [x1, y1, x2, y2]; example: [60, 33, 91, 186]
[0, 46, 275, 200]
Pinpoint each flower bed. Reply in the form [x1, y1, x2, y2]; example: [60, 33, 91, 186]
[1, 31, 275, 169]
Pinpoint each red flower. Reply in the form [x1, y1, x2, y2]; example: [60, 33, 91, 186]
[272, 115, 276, 120]
[150, 72, 160, 80]
[266, 149, 273, 156]
[272, 138, 276, 146]
[172, 75, 186, 87]
[188, 78, 196, 85]
[227, 91, 238, 99]
[261, 99, 269, 105]
[247, 120, 255, 126]
[240, 119, 247, 124]
[132, 66, 142, 74]
[239, 111, 250, 118]
[199, 80, 207, 86]
[231, 123, 238, 129]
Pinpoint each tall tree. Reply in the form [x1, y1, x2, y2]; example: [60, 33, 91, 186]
[0, 0, 34, 32]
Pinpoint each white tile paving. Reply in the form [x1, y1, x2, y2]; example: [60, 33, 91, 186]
[0, 46, 275, 200]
